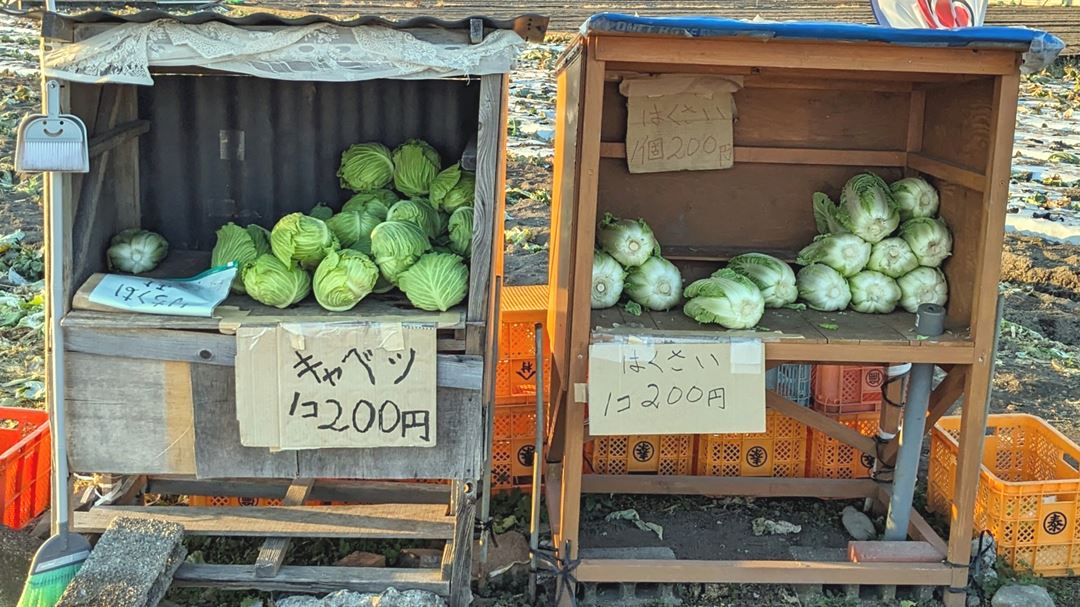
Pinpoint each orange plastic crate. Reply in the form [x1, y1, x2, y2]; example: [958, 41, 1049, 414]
[0, 407, 50, 529]
[189, 496, 285, 507]
[808, 411, 880, 479]
[499, 285, 550, 360]
[812, 364, 886, 415]
[928, 414, 1080, 577]
[696, 411, 808, 478]
[496, 356, 552, 405]
[588, 435, 694, 475]
[492, 402, 546, 491]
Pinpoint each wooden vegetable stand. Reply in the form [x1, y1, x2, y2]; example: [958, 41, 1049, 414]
[544, 14, 1062, 605]
[37, 10, 546, 603]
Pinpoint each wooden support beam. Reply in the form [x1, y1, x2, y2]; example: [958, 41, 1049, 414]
[145, 477, 450, 504]
[87, 119, 150, 157]
[880, 367, 967, 465]
[907, 153, 986, 192]
[255, 478, 315, 578]
[581, 475, 878, 499]
[573, 558, 955, 586]
[767, 392, 877, 457]
[173, 564, 448, 594]
[599, 142, 906, 167]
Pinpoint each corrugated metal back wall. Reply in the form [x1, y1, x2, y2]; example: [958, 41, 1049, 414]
[138, 76, 481, 250]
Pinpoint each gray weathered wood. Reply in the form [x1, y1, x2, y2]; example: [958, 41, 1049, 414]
[66, 327, 482, 389]
[73, 503, 455, 538]
[449, 497, 476, 607]
[465, 73, 505, 354]
[65, 353, 196, 475]
[87, 119, 150, 157]
[298, 388, 483, 480]
[191, 364, 298, 479]
[171, 564, 448, 595]
[255, 478, 315, 578]
[144, 478, 450, 504]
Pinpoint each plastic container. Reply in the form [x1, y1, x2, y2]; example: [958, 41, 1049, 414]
[928, 414, 1080, 577]
[767, 363, 813, 407]
[696, 411, 808, 478]
[0, 407, 50, 529]
[496, 285, 551, 405]
[812, 364, 886, 415]
[495, 356, 552, 405]
[189, 495, 285, 507]
[808, 411, 880, 479]
[492, 402, 545, 491]
[588, 435, 694, 475]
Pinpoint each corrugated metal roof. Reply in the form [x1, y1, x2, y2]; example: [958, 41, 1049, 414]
[40, 9, 549, 42]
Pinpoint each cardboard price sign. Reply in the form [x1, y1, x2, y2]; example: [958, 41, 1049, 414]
[235, 322, 437, 449]
[587, 340, 765, 436]
[620, 74, 742, 174]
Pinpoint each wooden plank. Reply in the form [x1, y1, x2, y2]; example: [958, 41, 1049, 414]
[73, 504, 455, 538]
[297, 388, 483, 480]
[65, 326, 483, 389]
[191, 363, 298, 479]
[145, 478, 450, 505]
[767, 392, 877, 457]
[172, 564, 448, 594]
[66, 353, 196, 475]
[573, 558, 955, 585]
[907, 153, 985, 192]
[449, 497, 476, 606]
[255, 478, 315, 578]
[598, 143, 906, 167]
[87, 119, 150, 157]
[921, 77, 994, 174]
[906, 89, 926, 161]
[592, 36, 1018, 76]
[580, 475, 877, 499]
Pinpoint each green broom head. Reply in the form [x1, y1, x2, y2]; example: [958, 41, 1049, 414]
[16, 532, 92, 607]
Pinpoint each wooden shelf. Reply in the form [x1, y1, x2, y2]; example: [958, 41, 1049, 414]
[662, 245, 797, 263]
[599, 142, 907, 167]
[592, 307, 973, 364]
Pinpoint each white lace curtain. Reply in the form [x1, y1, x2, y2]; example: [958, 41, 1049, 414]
[45, 20, 525, 85]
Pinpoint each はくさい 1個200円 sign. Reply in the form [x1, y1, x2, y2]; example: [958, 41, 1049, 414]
[235, 322, 437, 449]
[587, 340, 765, 436]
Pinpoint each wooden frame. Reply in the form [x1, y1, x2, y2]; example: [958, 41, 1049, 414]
[545, 34, 1023, 607]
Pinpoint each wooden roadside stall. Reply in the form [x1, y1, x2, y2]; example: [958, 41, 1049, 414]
[34, 9, 546, 603]
[544, 14, 1063, 605]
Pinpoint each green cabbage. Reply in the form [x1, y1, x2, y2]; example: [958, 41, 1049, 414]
[591, 250, 625, 309]
[796, 263, 851, 311]
[387, 199, 441, 239]
[899, 217, 953, 268]
[597, 213, 656, 268]
[890, 177, 939, 221]
[866, 237, 919, 279]
[897, 267, 948, 314]
[392, 139, 441, 197]
[342, 189, 396, 220]
[625, 256, 682, 311]
[242, 254, 311, 309]
[442, 171, 475, 212]
[326, 210, 381, 252]
[836, 173, 899, 244]
[796, 233, 871, 277]
[682, 269, 765, 329]
[309, 203, 334, 221]
[211, 222, 272, 294]
[270, 213, 339, 270]
[107, 228, 169, 275]
[398, 253, 469, 312]
[313, 249, 379, 312]
[370, 220, 431, 285]
[726, 253, 798, 308]
[448, 207, 474, 258]
[848, 270, 902, 314]
[338, 142, 394, 192]
[430, 163, 461, 208]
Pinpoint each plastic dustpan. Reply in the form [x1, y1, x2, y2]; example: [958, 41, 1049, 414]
[14, 80, 89, 174]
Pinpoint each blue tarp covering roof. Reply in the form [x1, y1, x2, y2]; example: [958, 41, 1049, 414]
[582, 13, 1064, 72]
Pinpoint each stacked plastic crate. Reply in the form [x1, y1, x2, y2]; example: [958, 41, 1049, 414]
[807, 365, 887, 479]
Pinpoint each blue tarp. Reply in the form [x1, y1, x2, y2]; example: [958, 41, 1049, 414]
[582, 13, 1064, 72]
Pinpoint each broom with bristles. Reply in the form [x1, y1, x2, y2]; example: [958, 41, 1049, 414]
[14, 73, 92, 606]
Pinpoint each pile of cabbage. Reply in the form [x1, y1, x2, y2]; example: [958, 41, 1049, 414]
[589, 174, 951, 330]
[800, 173, 951, 315]
[208, 138, 476, 312]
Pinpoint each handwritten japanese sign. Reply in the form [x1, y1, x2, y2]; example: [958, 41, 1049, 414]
[86, 264, 236, 317]
[235, 322, 437, 449]
[587, 340, 765, 436]
[620, 74, 742, 174]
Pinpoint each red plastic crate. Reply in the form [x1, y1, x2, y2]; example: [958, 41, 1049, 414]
[812, 364, 887, 415]
[0, 407, 50, 529]
[808, 411, 880, 479]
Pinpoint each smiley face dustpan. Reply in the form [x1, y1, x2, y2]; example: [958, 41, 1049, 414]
[14, 79, 89, 174]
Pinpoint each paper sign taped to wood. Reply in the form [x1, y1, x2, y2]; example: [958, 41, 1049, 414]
[235, 322, 437, 449]
[620, 74, 742, 174]
[85, 264, 236, 317]
[588, 340, 765, 435]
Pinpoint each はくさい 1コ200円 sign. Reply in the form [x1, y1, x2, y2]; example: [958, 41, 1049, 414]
[235, 322, 437, 450]
[587, 340, 765, 436]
